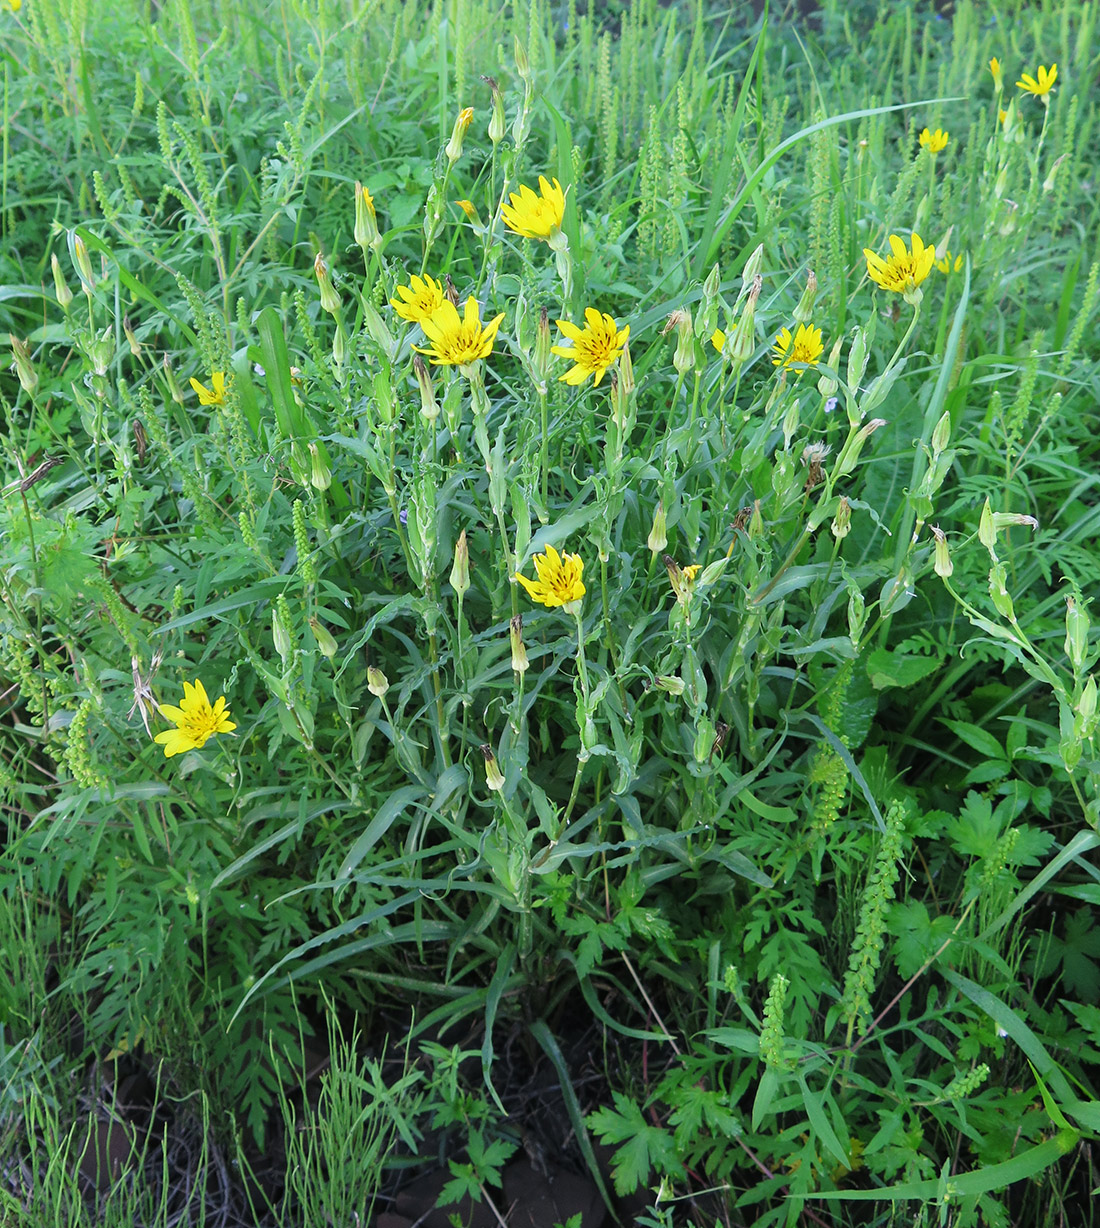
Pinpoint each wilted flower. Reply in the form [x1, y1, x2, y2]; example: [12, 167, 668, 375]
[516, 544, 585, 608]
[772, 323, 824, 369]
[190, 372, 229, 406]
[552, 308, 630, 386]
[154, 679, 236, 758]
[501, 176, 566, 241]
[390, 273, 445, 325]
[863, 232, 936, 304]
[919, 127, 949, 153]
[455, 199, 481, 223]
[415, 297, 504, 367]
[1016, 63, 1057, 102]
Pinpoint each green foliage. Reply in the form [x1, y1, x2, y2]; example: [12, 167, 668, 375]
[1, 0, 1099, 1223]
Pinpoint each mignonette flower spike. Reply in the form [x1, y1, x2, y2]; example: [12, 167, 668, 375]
[772, 323, 824, 369]
[154, 679, 236, 758]
[415, 297, 505, 367]
[190, 372, 229, 406]
[390, 274, 446, 325]
[1016, 63, 1057, 102]
[919, 127, 949, 153]
[515, 544, 585, 609]
[863, 232, 936, 305]
[501, 176, 566, 241]
[552, 308, 630, 386]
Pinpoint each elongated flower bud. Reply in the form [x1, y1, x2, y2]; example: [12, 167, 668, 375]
[831, 495, 851, 539]
[728, 275, 761, 363]
[314, 253, 341, 314]
[450, 529, 471, 598]
[309, 617, 338, 659]
[648, 502, 668, 554]
[931, 525, 953, 578]
[123, 315, 142, 357]
[367, 666, 389, 698]
[481, 744, 505, 790]
[354, 181, 380, 251]
[9, 335, 37, 394]
[488, 79, 506, 145]
[70, 231, 96, 295]
[445, 107, 474, 162]
[308, 443, 331, 490]
[673, 309, 694, 375]
[510, 614, 529, 674]
[792, 269, 818, 323]
[51, 253, 73, 309]
[163, 355, 185, 404]
[414, 354, 439, 420]
[738, 244, 764, 305]
[1066, 595, 1089, 672]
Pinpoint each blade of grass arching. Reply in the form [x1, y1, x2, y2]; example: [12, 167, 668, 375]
[700, 97, 962, 276]
[481, 943, 516, 1113]
[528, 1019, 617, 1222]
[689, 25, 765, 281]
[891, 255, 971, 574]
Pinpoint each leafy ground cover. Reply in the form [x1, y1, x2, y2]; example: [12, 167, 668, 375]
[1, 0, 1099, 1223]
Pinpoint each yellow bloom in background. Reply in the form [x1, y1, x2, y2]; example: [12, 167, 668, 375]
[154, 679, 236, 758]
[416, 297, 504, 366]
[863, 232, 936, 303]
[935, 250, 965, 274]
[515, 544, 585, 608]
[989, 57, 1003, 92]
[919, 127, 949, 153]
[1017, 63, 1057, 101]
[552, 308, 630, 386]
[3, 0, 22, 12]
[772, 323, 824, 368]
[190, 372, 228, 406]
[998, 108, 1008, 125]
[711, 328, 726, 353]
[390, 273, 445, 324]
[501, 176, 566, 240]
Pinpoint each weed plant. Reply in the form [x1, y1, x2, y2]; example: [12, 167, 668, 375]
[1, 0, 1099, 1224]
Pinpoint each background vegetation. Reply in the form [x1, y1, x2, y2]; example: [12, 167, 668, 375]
[1, 0, 1098, 1223]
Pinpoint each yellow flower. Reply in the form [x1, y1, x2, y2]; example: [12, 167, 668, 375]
[4, 0, 21, 11]
[189, 372, 229, 405]
[501, 176, 566, 241]
[989, 57, 1003, 92]
[772, 323, 824, 368]
[863, 232, 936, 304]
[1017, 63, 1057, 102]
[455, 199, 480, 222]
[154, 679, 236, 758]
[445, 107, 474, 161]
[515, 544, 585, 608]
[934, 250, 965, 274]
[919, 127, 949, 153]
[551, 308, 630, 386]
[998, 108, 1008, 125]
[415, 297, 504, 367]
[711, 328, 726, 353]
[390, 274, 445, 325]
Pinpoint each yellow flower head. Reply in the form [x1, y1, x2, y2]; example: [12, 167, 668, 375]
[501, 176, 566, 241]
[711, 328, 726, 353]
[919, 127, 949, 154]
[551, 308, 630, 386]
[772, 323, 825, 369]
[863, 232, 936, 304]
[989, 57, 1003, 92]
[515, 544, 585, 609]
[390, 273, 445, 324]
[415, 296, 504, 367]
[1017, 63, 1057, 101]
[3, 0, 21, 12]
[189, 372, 229, 406]
[998, 108, 1008, 125]
[154, 679, 236, 758]
[455, 199, 480, 222]
[934, 250, 965, 274]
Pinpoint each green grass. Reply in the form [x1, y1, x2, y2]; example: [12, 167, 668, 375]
[1, 0, 1099, 1224]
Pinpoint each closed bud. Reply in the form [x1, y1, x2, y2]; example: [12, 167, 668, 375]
[51, 253, 74, 308]
[450, 529, 471, 598]
[361, 300, 394, 356]
[481, 744, 505, 790]
[782, 398, 800, 451]
[413, 354, 439, 420]
[445, 106, 474, 162]
[988, 561, 1015, 620]
[618, 339, 635, 395]
[308, 442, 331, 490]
[991, 510, 1039, 532]
[847, 326, 869, 391]
[9, 335, 37, 394]
[122, 315, 141, 357]
[931, 409, 951, 456]
[728, 275, 761, 363]
[509, 614, 529, 674]
[673, 309, 694, 375]
[833, 418, 885, 478]
[163, 354, 185, 404]
[847, 586, 867, 642]
[1066, 595, 1089, 672]
[1043, 154, 1066, 195]
[354, 181, 380, 251]
[654, 674, 685, 696]
[1079, 675, 1097, 721]
[748, 499, 764, 539]
[314, 252, 341, 314]
[513, 34, 530, 80]
[978, 498, 997, 557]
[272, 604, 292, 662]
[738, 243, 764, 305]
[831, 496, 852, 539]
[817, 334, 843, 398]
[309, 617, 338, 659]
[647, 502, 668, 554]
[488, 79, 506, 145]
[70, 231, 96, 295]
[931, 525, 953, 578]
[792, 269, 818, 323]
[367, 665, 389, 698]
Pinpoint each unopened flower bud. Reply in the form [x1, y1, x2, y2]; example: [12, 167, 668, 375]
[978, 498, 997, 557]
[618, 339, 635, 395]
[308, 442, 331, 490]
[445, 106, 474, 162]
[673, 309, 694, 375]
[654, 674, 685, 696]
[728, 275, 761, 363]
[1066, 595, 1089, 672]
[648, 502, 668, 554]
[792, 269, 818, 323]
[70, 231, 96, 295]
[455, 198, 481, 224]
[413, 354, 439, 420]
[367, 666, 389, 698]
[831, 496, 852, 539]
[9, 335, 37, 394]
[509, 614, 529, 674]
[450, 529, 471, 599]
[314, 252, 341, 314]
[989, 57, 1003, 93]
[361, 300, 394, 356]
[513, 35, 530, 80]
[122, 315, 142, 357]
[1079, 675, 1097, 721]
[272, 603, 292, 662]
[931, 525, 953, 578]
[163, 355, 185, 404]
[309, 617, 338, 659]
[354, 182, 380, 251]
[817, 334, 843, 398]
[738, 244, 764, 304]
[488, 79, 506, 145]
[931, 409, 951, 456]
[51, 253, 73, 309]
[481, 744, 505, 790]
[748, 499, 764, 539]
